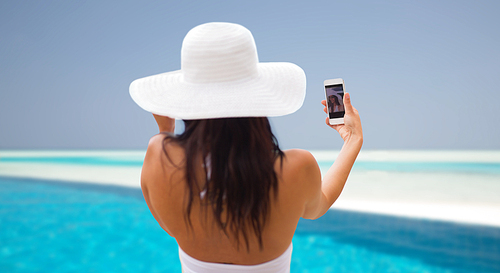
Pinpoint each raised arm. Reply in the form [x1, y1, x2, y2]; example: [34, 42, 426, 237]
[153, 114, 175, 133]
[302, 92, 363, 219]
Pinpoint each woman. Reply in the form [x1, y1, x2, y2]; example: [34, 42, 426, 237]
[329, 95, 345, 113]
[130, 23, 362, 272]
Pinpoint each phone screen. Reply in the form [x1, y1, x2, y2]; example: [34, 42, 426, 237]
[325, 84, 345, 119]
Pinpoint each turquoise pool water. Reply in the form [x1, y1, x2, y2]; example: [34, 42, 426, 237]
[1, 176, 499, 273]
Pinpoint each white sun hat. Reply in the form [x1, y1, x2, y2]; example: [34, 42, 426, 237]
[129, 22, 306, 119]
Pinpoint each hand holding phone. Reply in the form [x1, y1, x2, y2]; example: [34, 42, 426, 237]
[322, 79, 363, 144]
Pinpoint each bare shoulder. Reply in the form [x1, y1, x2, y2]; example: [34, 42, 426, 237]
[279, 149, 322, 216]
[282, 149, 319, 172]
[280, 149, 321, 187]
[144, 134, 168, 169]
[281, 149, 324, 219]
[142, 134, 184, 187]
[283, 148, 316, 161]
[145, 134, 183, 165]
[146, 134, 166, 156]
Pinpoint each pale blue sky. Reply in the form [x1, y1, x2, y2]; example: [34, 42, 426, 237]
[1, 0, 499, 150]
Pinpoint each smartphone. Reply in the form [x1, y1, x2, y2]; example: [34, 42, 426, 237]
[324, 78, 345, 125]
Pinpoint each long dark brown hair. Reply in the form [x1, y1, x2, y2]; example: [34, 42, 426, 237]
[161, 117, 284, 250]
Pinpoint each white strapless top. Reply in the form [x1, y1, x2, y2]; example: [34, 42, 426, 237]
[179, 244, 293, 273]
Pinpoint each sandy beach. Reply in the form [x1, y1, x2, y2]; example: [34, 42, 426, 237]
[1, 150, 499, 227]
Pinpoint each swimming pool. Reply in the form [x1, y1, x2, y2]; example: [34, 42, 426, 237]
[1, 176, 499, 273]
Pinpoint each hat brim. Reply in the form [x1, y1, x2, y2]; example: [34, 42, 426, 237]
[129, 62, 306, 120]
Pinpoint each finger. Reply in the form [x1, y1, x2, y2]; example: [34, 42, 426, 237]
[343, 92, 354, 114]
[322, 100, 328, 113]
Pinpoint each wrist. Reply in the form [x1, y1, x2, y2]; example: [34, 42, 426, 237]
[343, 134, 363, 150]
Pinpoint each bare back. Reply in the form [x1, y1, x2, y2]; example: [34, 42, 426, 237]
[140, 134, 322, 265]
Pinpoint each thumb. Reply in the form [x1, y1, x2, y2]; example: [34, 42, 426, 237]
[343, 92, 353, 114]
